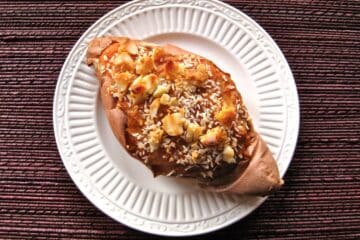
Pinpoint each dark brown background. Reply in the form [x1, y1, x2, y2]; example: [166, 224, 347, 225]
[1, 0, 359, 239]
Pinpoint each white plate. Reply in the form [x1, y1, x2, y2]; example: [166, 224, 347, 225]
[53, 0, 299, 236]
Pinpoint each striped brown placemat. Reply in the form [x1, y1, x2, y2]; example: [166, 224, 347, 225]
[0, 1, 359, 239]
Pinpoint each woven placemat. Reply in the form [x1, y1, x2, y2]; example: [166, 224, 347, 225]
[0, 1, 359, 239]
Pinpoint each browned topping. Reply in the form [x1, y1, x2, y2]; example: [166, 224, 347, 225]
[149, 98, 160, 118]
[109, 72, 135, 97]
[135, 55, 153, 75]
[162, 112, 185, 136]
[200, 127, 226, 146]
[216, 104, 236, 126]
[113, 52, 134, 72]
[125, 41, 138, 55]
[223, 145, 235, 163]
[184, 122, 204, 143]
[148, 128, 164, 152]
[129, 74, 158, 104]
[97, 39, 253, 180]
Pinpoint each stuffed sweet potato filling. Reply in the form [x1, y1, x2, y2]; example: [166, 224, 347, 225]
[87, 37, 283, 195]
[93, 40, 252, 181]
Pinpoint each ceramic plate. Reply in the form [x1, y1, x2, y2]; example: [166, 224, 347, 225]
[53, 0, 299, 236]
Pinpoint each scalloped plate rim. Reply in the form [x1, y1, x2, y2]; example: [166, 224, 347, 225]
[53, 0, 299, 236]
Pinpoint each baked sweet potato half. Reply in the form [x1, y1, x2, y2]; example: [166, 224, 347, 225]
[87, 37, 283, 195]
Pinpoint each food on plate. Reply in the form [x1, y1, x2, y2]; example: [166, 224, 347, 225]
[87, 37, 283, 195]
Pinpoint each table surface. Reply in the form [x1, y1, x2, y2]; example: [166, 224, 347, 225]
[1, 0, 359, 239]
